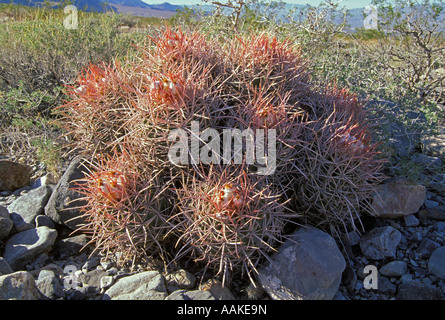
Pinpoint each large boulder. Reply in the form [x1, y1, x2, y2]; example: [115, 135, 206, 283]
[371, 180, 426, 218]
[3, 226, 58, 270]
[0, 205, 13, 240]
[102, 271, 168, 300]
[0, 271, 40, 300]
[44, 157, 87, 230]
[36, 269, 66, 300]
[8, 185, 52, 232]
[0, 160, 32, 192]
[257, 227, 346, 300]
[428, 246, 445, 280]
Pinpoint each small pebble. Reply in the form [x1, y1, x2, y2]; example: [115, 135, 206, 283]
[100, 275, 114, 289]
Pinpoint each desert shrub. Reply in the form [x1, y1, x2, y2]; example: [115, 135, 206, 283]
[0, 81, 62, 128]
[0, 4, 158, 170]
[356, 0, 445, 117]
[0, 6, 136, 91]
[0, 4, 152, 133]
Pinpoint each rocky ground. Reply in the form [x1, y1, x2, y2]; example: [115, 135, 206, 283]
[0, 151, 445, 300]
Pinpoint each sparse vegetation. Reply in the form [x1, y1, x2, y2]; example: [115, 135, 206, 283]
[0, 3, 162, 169]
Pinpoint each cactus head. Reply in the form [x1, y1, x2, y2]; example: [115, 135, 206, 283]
[73, 151, 174, 268]
[170, 166, 291, 285]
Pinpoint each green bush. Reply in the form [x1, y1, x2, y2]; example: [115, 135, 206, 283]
[0, 5, 148, 92]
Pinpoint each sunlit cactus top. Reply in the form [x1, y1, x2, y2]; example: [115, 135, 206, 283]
[95, 170, 127, 202]
[215, 183, 245, 212]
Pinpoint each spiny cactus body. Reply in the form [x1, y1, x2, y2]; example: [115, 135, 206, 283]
[170, 165, 291, 284]
[59, 27, 385, 285]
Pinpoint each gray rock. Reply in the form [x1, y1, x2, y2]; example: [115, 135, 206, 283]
[377, 276, 397, 295]
[75, 284, 99, 299]
[400, 274, 413, 284]
[0, 257, 13, 276]
[165, 289, 192, 300]
[347, 230, 361, 246]
[0, 205, 13, 240]
[100, 259, 115, 271]
[40, 263, 64, 278]
[36, 269, 65, 300]
[417, 238, 440, 259]
[411, 231, 423, 242]
[32, 173, 58, 188]
[419, 206, 445, 221]
[106, 267, 118, 276]
[427, 181, 445, 198]
[199, 278, 236, 300]
[31, 252, 50, 270]
[8, 185, 52, 232]
[44, 157, 88, 230]
[3, 226, 58, 270]
[437, 222, 445, 233]
[425, 199, 439, 209]
[65, 288, 86, 300]
[102, 271, 168, 300]
[396, 280, 444, 300]
[0, 271, 40, 300]
[79, 269, 107, 288]
[428, 246, 445, 280]
[342, 265, 357, 292]
[100, 275, 114, 290]
[403, 215, 419, 227]
[333, 291, 348, 300]
[258, 227, 346, 300]
[183, 290, 216, 300]
[360, 226, 401, 260]
[53, 234, 89, 259]
[82, 256, 101, 272]
[165, 269, 196, 290]
[371, 180, 426, 218]
[35, 215, 55, 229]
[379, 261, 407, 277]
[0, 160, 32, 192]
[165, 289, 215, 300]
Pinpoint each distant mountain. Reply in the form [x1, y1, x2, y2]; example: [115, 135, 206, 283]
[0, 0, 371, 29]
[106, 0, 151, 9]
[0, 0, 183, 17]
[149, 2, 181, 11]
[0, 0, 114, 12]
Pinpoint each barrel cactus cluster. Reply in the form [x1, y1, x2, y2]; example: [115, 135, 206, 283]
[57, 27, 385, 285]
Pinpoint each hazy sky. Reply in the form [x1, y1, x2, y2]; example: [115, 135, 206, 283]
[142, 0, 374, 9]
